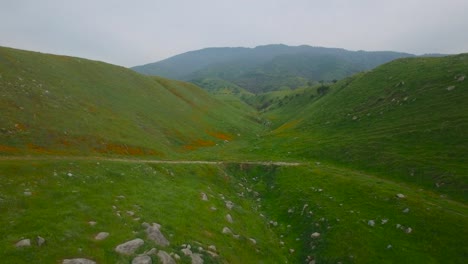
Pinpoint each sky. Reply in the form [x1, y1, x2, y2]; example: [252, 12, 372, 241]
[1, 0, 467, 67]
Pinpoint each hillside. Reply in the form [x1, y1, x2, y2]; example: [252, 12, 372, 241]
[0, 46, 262, 158]
[0, 47, 467, 264]
[254, 54, 468, 201]
[132, 44, 413, 93]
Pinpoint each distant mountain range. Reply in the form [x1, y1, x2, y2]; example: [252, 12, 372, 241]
[132, 44, 418, 93]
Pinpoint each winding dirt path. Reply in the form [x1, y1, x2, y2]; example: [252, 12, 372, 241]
[0, 156, 303, 166]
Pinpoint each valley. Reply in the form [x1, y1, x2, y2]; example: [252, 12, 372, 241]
[0, 46, 467, 263]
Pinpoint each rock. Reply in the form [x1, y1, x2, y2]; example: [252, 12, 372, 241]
[210, 207, 217, 211]
[387, 244, 392, 249]
[208, 245, 217, 251]
[447, 85, 456, 91]
[233, 234, 240, 239]
[132, 255, 152, 264]
[127, 211, 135, 216]
[24, 191, 32, 196]
[88, 221, 97, 226]
[405, 227, 413, 234]
[181, 248, 192, 256]
[402, 208, 410, 213]
[37, 236, 46, 246]
[15, 238, 31, 247]
[226, 214, 233, 223]
[381, 219, 388, 225]
[146, 223, 170, 246]
[457, 75, 465, 81]
[115, 238, 144, 255]
[396, 193, 405, 198]
[289, 249, 295, 254]
[249, 238, 257, 244]
[173, 254, 181, 260]
[191, 253, 204, 264]
[95, 232, 109, 240]
[201, 192, 208, 201]
[222, 227, 232, 234]
[225, 201, 234, 210]
[144, 248, 158, 255]
[310, 232, 320, 238]
[368, 220, 375, 227]
[157, 250, 176, 264]
[62, 259, 96, 264]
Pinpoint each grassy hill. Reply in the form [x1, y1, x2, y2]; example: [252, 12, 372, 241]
[0, 46, 262, 158]
[132, 44, 413, 93]
[0, 47, 467, 263]
[253, 54, 468, 202]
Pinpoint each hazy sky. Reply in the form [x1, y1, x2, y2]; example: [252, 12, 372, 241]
[1, 0, 467, 67]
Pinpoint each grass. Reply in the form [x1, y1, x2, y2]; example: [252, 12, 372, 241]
[0, 46, 467, 263]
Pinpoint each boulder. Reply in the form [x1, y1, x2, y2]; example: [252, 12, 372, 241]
[132, 255, 152, 264]
[146, 223, 170, 246]
[95, 232, 109, 240]
[157, 250, 176, 264]
[115, 238, 144, 255]
[15, 239, 31, 247]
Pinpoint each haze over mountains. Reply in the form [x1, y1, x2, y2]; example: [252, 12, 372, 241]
[133, 44, 417, 93]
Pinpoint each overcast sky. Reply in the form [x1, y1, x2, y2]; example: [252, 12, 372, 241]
[1, 0, 467, 67]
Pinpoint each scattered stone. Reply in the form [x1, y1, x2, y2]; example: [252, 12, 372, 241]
[201, 192, 208, 201]
[115, 238, 144, 255]
[381, 219, 388, 225]
[405, 227, 413, 234]
[208, 245, 217, 252]
[157, 250, 176, 264]
[222, 227, 232, 234]
[289, 249, 295, 254]
[288, 208, 294, 213]
[387, 244, 392, 249]
[62, 258, 96, 264]
[145, 223, 170, 246]
[403, 208, 410, 213]
[67, 173, 73, 177]
[132, 255, 152, 264]
[210, 206, 217, 211]
[15, 239, 31, 247]
[116, 195, 126, 199]
[310, 232, 320, 238]
[225, 201, 234, 210]
[173, 254, 181, 260]
[396, 224, 401, 229]
[144, 248, 158, 255]
[191, 253, 204, 264]
[88, 221, 97, 226]
[457, 75, 465, 81]
[24, 191, 32, 196]
[447, 85, 456, 91]
[127, 211, 135, 216]
[95, 232, 109, 240]
[368, 220, 375, 227]
[233, 234, 240, 239]
[37, 236, 46, 246]
[226, 214, 233, 223]
[396, 193, 405, 198]
[181, 248, 192, 256]
[249, 238, 257, 244]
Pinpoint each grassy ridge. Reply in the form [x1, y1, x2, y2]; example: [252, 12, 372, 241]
[0, 47, 262, 157]
[256, 55, 468, 201]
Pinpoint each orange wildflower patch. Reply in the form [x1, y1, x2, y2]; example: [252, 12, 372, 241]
[183, 139, 216, 151]
[207, 131, 233, 141]
[0, 144, 19, 153]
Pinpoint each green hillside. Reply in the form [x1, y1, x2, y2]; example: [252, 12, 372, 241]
[0, 46, 262, 158]
[1, 47, 467, 263]
[133, 44, 413, 93]
[255, 54, 468, 201]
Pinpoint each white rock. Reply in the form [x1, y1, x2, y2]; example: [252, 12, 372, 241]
[63, 258, 96, 264]
[115, 238, 144, 255]
[24, 191, 32, 196]
[226, 214, 233, 223]
[310, 232, 321, 238]
[146, 223, 170, 246]
[88, 221, 97, 226]
[222, 227, 232, 234]
[396, 193, 405, 198]
[403, 208, 410, 213]
[381, 219, 388, 224]
[447, 85, 456, 91]
[95, 232, 109, 240]
[37, 236, 46, 246]
[249, 238, 257, 244]
[181, 248, 192, 256]
[368, 220, 375, 227]
[15, 239, 31, 247]
[132, 255, 152, 264]
[201, 192, 208, 201]
[405, 227, 413, 234]
[191, 253, 204, 264]
[208, 245, 217, 251]
[157, 250, 176, 264]
[225, 201, 234, 210]
[289, 249, 295, 254]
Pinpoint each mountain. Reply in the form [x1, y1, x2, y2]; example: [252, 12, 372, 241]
[1, 47, 467, 264]
[0, 46, 262, 158]
[132, 44, 414, 93]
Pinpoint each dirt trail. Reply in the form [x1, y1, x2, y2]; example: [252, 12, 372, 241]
[0, 156, 303, 166]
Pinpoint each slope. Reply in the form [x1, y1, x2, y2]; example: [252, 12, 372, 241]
[0, 46, 262, 158]
[254, 54, 468, 201]
[132, 44, 413, 93]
